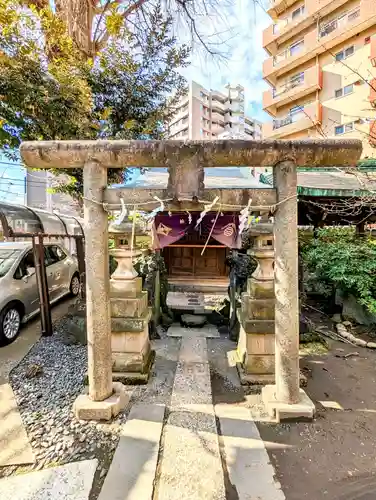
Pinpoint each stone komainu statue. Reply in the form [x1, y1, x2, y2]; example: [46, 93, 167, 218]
[226, 251, 256, 298]
[134, 251, 168, 310]
[226, 250, 257, 341]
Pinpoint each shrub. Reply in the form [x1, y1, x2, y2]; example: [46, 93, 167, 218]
[301, 227, 376, 314]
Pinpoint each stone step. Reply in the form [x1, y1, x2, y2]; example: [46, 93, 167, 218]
[98, 403, 165, 500]
[167, 291, 227, 313]
[168, 281, 228, 294]
[167, 324, 220, 338]
[0, 383, 35, 467]
[0, 460, 97, 500]
[215, 404, 286, 500]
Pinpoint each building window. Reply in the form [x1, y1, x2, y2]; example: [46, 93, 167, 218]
[335, 84, 354, 98]
[290, 105, 304, 115]
[335, 122, 354, 135]
[292, 5, 305, 20]
[289, 40, 304, 56]
[335, 45, 354, 61]
[335, 125, 344, 135]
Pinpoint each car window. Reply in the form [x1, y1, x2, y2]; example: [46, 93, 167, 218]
[0, 249, 22, 277]
[45, 246, 66, 266]
[14, 250, 35, 280]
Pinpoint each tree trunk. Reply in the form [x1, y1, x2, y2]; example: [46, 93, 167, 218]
[55, 0, 95, 58]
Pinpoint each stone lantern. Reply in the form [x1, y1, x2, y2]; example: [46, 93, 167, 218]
[108, 219, 153, 383]
[237, 222, 275, 385]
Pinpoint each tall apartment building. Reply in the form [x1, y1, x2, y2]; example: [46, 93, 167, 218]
[262, 0, 376, 158]
[168, 81, 263, 141]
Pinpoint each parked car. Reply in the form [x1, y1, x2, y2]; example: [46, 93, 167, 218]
[0, 241, 81, 345]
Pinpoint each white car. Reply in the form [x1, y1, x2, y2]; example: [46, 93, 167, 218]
[0, 241, 81, 345]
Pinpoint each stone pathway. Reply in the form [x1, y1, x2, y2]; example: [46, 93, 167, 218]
[0, 459, 97, 500]
[0, 384, 35, 467]
[98, 404, 165, 500]
[155, 334, 226, 499]
[215, 404, 285, 500]
[102, 325, 285, 500]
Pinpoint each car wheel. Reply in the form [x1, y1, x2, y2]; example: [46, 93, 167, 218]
[0, 304, 22, 346]
[69, 274, 81, 297]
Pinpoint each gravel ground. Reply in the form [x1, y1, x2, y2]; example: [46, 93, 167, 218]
[1, 320, 180, 499]
[3, 325, 120, 482]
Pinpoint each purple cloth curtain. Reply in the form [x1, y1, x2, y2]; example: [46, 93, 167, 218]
[201, 214, 240, 248]
[152, 212, 240, 249]
[152, 214, 192, 249]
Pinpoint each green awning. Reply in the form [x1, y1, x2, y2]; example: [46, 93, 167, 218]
[259, 173, 273, 186]
[357, 158, 376, 170]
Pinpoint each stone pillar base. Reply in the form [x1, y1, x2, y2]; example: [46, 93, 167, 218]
[113, 348, 155, 384]
[236, 364, 275, 387]
[237, 317, 275, 385]
[237, 366, 307, 389]
[73, 382, 129, 421]
[262, 385, 315, 423]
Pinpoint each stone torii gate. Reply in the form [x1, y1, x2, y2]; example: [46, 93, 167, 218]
[21, 139, 362, 422]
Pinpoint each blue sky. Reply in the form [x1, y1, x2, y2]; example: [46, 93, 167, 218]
[180, 0, 270, 122]
[0, 155, 25, 204]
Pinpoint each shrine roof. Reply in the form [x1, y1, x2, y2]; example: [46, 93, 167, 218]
[260, 166, 376, 197]
[297, 169, 376, 197]
[117, 167, 271, 190]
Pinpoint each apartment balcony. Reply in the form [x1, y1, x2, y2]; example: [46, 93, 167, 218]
[263, 0, 376, 85]
[170, 119, 189, 136]
[371, 36, 376, 68]
[267, 0, 298, 20]
[170, 106, 189, 126]
[211, 112, 225, 124]
[370, 79, 376, 107]
[370, 121, 376, 145]
[264, 0, 356, 54]
[211, 90, 226, 101]
[211, 100, 227, 113]
[263, 101, 322, 139]
[211, 123, 225, 135]
[263, 65, 322, 116]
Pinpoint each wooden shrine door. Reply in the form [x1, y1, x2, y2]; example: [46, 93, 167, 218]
[165, 246, 227, 278]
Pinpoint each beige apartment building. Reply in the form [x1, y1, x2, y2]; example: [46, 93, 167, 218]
[262, 0, 376, 158]
[168, 80, 263, 141]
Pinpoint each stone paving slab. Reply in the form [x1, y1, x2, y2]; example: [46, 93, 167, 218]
[0, 383, 35, 466]
[98, 403, 165, 500]
[155, 333, 226, 500]
[167, 324, 219, 338]
[170, 361, 212, 406]
[0, 459, 97, 500]
[215, 404, 286, 500]
[178, 336, 207, 364]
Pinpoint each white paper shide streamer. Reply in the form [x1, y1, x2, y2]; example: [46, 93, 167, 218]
[195, 196, 219, 228]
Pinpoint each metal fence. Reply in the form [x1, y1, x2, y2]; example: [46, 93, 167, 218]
[0, 202, 85, 336]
